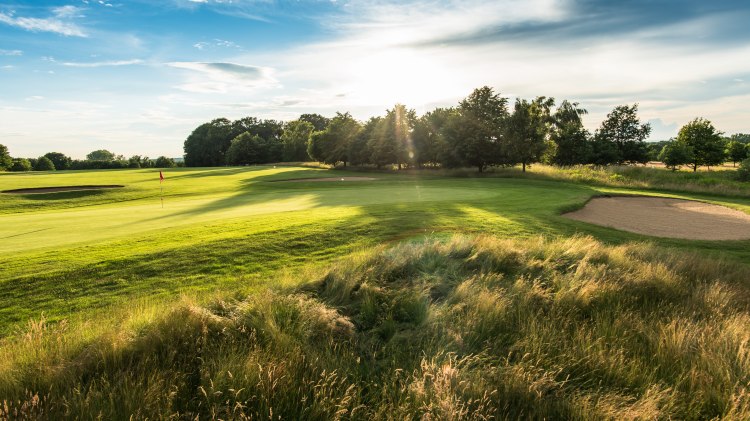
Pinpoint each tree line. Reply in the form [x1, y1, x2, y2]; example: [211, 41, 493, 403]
[182, 86, 749, 173]
[0, 147, 180, 172]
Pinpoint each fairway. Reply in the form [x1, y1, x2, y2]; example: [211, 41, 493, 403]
[2, 166, 750, 336]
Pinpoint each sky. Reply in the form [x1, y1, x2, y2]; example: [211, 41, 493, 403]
[1, 0, 749, 159]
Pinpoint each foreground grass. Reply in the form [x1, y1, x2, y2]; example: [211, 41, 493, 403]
[2, 235, 748, 419]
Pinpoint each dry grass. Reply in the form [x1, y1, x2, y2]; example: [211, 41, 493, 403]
[1, 235, 749, 419]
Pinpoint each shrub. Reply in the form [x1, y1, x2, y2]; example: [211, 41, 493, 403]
[33, 156, 56, 171]
[9, 158, 32, 172]
[737, 158, 750, 181]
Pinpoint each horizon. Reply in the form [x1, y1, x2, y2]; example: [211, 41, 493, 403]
[2, 0, 749, 159]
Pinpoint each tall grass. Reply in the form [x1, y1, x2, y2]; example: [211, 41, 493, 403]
[346, 164, 750, 197]
[1, 235, 749, 419]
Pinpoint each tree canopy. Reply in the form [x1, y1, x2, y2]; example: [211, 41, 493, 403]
[86, 149, 116, 162]
[676, 118, 725, 172]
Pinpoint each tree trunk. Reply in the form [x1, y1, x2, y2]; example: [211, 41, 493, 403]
[693, 163, 697, 172]
[398, 163, 402, 170]
[522, 162, 526, 172]
[478, 165, 483, 173]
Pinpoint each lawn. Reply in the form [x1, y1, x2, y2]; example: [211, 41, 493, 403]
[2, 166, 750, 419]
[2, 166, 750, 335]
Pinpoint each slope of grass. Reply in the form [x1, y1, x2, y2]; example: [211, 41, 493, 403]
[2, 235, 748, 419]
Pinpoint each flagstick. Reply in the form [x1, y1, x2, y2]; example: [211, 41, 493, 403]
[160, 184, 164, 208]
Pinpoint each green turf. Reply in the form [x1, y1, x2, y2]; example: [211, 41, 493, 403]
[1, 166, 749, 335]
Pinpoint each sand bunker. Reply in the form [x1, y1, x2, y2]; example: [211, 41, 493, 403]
[274, 177, 377, 183]
[2, 185, 124, 194]
[564, 196, 750, 240]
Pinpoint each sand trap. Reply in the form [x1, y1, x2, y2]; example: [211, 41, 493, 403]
[564, 196, 750, 240]
[273, 177, 378, 183]
[2, 185, 124, 194]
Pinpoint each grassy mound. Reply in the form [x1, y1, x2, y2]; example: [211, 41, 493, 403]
[2, 235, 749, 419]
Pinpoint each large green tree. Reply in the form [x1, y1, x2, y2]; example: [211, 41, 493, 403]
[9, 158, 32, 172]
[183, 118, 232, 167]
[34, 156, 56, 171]
[676, 118, 725, 172]
[311, 112, 361, 166]
[86, 149, 116, 162]
[506, 96, 555, 172]
[281, 120, 315, 162]
[225, 132, 282, 165]
[0, 144, 11, 171]
[155, 156, 176, 168]
[658, 140, 692, 171]
[593, 104, 651, 165]
[369, 104, 416, 169]
[43, 152, 72, 170]
[548, 101, 592, 166]
[298, 113, 330, 132]
[444, 86, 508, 172]
[411, 108, 453, 168]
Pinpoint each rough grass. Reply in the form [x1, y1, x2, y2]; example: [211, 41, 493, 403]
[489, 164, 750, 198]
[2, 235, 748, 419]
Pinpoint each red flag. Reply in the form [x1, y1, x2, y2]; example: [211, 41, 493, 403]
[159, 171, 164, 182]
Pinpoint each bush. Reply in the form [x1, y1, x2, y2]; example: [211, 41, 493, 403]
[154, 156, 176, 168]
[9, 158, 32, 172]
[737, 158, 750, 181]
[34, 156, 56, 171]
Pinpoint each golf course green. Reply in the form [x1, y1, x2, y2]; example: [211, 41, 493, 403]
[1, 166, 749, 333]
[2, 166, 750, 419]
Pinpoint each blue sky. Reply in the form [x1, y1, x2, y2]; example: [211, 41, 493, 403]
[1, 0, 749, 159]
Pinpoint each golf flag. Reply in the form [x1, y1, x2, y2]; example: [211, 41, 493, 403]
[159, 171, 164, 183]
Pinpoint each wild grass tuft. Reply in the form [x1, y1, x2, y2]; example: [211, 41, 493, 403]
[1, 234, 749, 419]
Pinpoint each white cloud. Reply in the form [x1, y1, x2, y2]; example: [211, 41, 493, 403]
[62, 59, 144, 67]
[0, 7, 87, 37]
[168, 62, 278, 93]
[0, 49, 23, 56]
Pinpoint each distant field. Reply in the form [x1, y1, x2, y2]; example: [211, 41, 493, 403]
[2, 166, 750, 335]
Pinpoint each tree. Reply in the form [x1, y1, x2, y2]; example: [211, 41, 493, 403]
[676, 118, 725, 172]
[506, 96, 555, 172]
[86, 149, 116, 161]
[444, 86, 508, 172]
[593, 104, 651, 165]
[225, 132, 281, 165]
[369, 104, 416, 169]
[311, 112, 361, 166]
[0, 144, 11, 171]
[658, 141, 692, 171]
[281, 120, 315, 162]
[9, 158, 32, 172]
[43, 152, 71, 170]
[34, 156, 56, 171]
[737, 158, 750, 182]
[155, 156, 176, 168]
[727, 141, 748, 167]
[349, 117, 379, 166]
[548, 101, 592, 166]
[184, 118, 233, 167]
[299, 113, 330, 132]
[411, 108, 453, 168]
[128, 155, 151, 168]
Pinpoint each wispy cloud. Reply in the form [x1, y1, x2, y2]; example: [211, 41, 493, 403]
[0, 6, 87, 37]
[0, 49, 23, 56]
[168, 61, 278, 93]
[193, 39, 242, 51]
[61, 59, 144, 67]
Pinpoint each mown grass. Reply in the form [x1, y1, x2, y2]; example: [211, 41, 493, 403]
[3, 167, 749, 336]
[1, 235, 748, 419]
